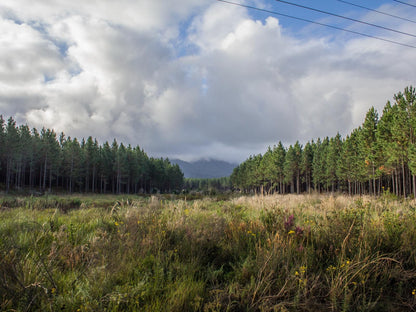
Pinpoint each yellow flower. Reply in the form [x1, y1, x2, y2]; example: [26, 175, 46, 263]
[115, 221, 119, 226]
[295, 271, 299, 276]
[288, 230, 295, 235]
[412, 289, 416, 296]
[51, 288, 56, 294]
[326, 265, 336, 272]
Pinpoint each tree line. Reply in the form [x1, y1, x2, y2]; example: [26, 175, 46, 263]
[0, 117, 184, 194]
[231, 86, 416, 197]
[184, 177, 232, 193]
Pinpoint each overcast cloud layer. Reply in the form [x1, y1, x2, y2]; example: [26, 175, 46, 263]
[0, 0, 415, 162]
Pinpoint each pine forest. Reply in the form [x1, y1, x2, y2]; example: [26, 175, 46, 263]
[231, 86, 416, 197]
[0, 118, 184, 194]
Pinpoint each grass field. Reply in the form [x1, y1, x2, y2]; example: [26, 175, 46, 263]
[1, 194, 416, 311]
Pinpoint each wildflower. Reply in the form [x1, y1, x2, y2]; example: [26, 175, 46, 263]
[300, 266, 307, 273]
[326, 265, 336, 272]
[247, 230, 256, 237]
[288, 230, 295, 235]
[295, 271, 299, 276]
[412, 289, 416, 296]
[137, 220, 141, 224]
[284, 214, 295, 231]
[115, 221, 119, 226]
[51, 288, 56, 294]
[295, 226, 304, 235]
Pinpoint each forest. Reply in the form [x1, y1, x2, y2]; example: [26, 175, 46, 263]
[0, 118, 184, 194]
[184, 177, 232, 194]
[231, 86, 416, 197]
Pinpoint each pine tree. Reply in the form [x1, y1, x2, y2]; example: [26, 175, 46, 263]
[274, 142, 287, 194]
[284, 142, 302, 194]
[337, 135, 354, 195]
[301, 141, 314, 194]
[0, 116, 4, 174]
[5, 117, 19, 192]
[326, 133, 343, 192]
[17, 125, 33, 188]
[312, 138, 329, 192]
[259, 147, 275, 194]
[360, 107, 378, 195]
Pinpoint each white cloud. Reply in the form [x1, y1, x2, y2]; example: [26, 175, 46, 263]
[0, 0, 415, 162]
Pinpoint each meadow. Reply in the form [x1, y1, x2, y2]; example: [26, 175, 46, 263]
[1, 194, 416, 311]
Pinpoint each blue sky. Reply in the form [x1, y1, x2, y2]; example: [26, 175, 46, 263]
[0, 0, 415, 162]
[229, 0, 413, 40]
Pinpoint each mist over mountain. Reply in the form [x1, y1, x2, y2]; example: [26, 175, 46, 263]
[170, 159, 237, 179]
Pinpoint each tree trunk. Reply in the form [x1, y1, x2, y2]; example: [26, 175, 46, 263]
[413, 174, 416, 199]
[6, 158, 11, 193]
[92, 166, 96, 193]
[49, 166, 52, 193]
[402, 162, 406, 197]
[43, 154, 47, 191]
[296, 172, 300, 195]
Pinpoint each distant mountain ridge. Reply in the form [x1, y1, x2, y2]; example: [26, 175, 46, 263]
[170, 159, 237, 179]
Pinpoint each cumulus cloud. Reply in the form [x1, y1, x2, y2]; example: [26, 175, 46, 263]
[0, 0, 415, 162]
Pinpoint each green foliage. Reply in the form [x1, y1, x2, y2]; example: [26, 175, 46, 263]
[0, 118, 184, 194]
[232, 86, 416, 197]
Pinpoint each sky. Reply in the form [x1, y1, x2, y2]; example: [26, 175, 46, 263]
[0, 0, 415, 163]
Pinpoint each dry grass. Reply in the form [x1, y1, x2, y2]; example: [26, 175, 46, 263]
[1, 194, 416, 311]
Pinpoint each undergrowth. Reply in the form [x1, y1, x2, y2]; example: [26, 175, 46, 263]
[1, 194, 416, 311]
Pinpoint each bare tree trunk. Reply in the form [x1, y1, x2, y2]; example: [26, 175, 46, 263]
[297, 172, 300, 195]
[49, 166, 52, 193]
[413, 175, 416, 199]
[43, 154, 47, 191]
[402, 162, 406, 197]
[6, 158, 11, 193]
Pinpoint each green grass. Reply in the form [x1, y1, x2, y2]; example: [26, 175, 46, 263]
[1, 194, 416, 311]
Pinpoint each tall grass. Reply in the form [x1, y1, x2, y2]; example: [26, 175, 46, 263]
[1, 194, 416, 311]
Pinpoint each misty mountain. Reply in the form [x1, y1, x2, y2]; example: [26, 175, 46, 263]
[171, 159, 237, 179]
